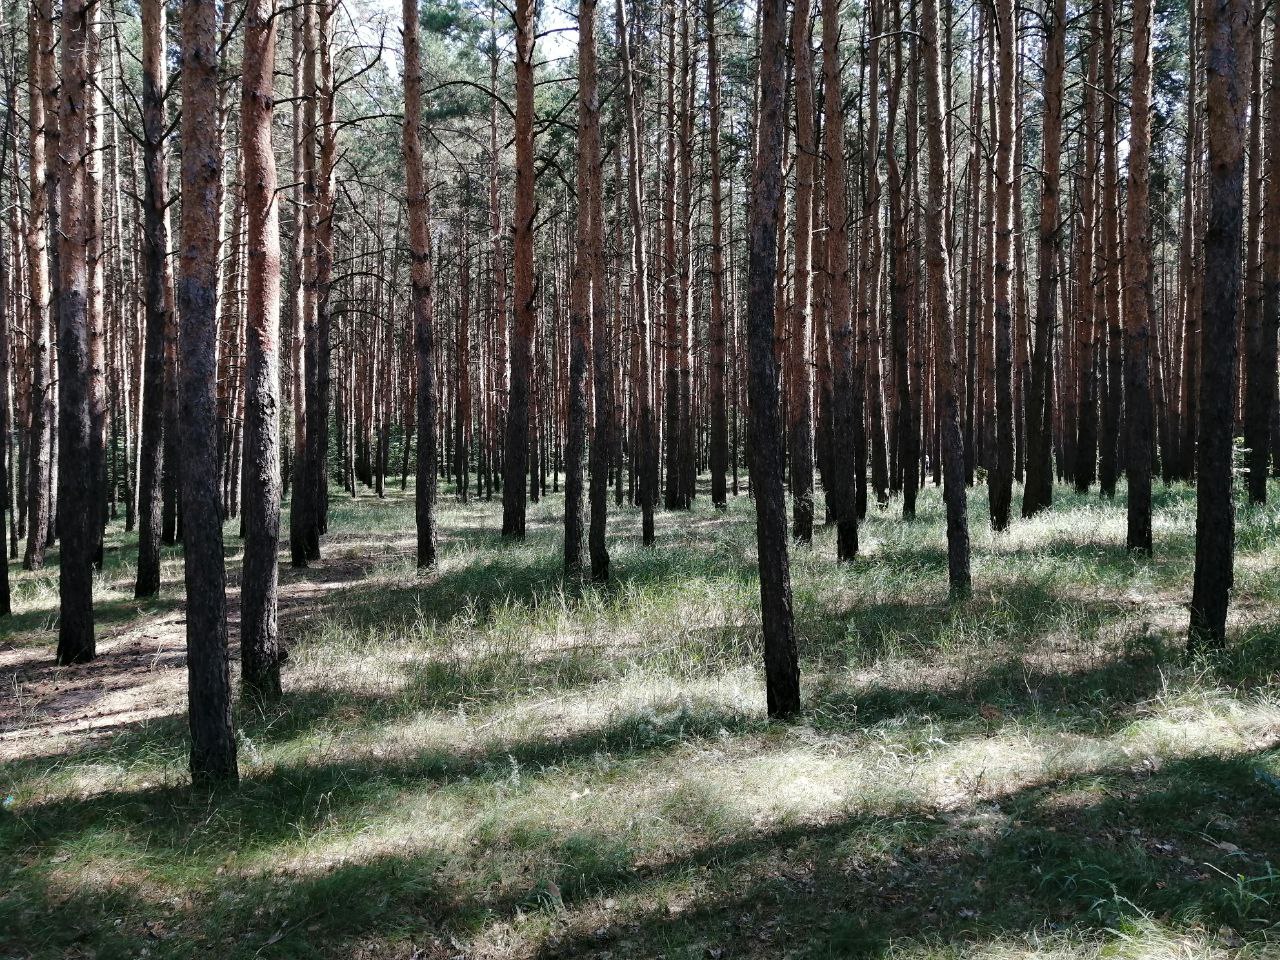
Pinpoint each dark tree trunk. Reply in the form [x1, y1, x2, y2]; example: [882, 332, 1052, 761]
[1190, 0, 1251, 650]
[179, 0, 238, 785]
[1124, 0, 1154, 554]
[135, 0, 172, 598]
[706, 0, 728, 510]
[922, 0, 970, 599]
[1246, 0, 1280, 504]
[748, 0, 800, 718]
[55, 0, 96, 666]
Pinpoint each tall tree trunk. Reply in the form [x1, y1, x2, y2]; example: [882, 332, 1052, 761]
[1098, 0, 1123, 498]
[22, 0, 53, 573]
[1124, 0, 1154, 553]
[616, 0, 657, 545]
[566, 0, 599, 573]
[403, 0, 437, 567]
[1022, 0, 1064, 517]
[922, 0, 970, 598]
[586, 0, 610, 582]
[502, 0, 537, 537]
[135, 0, 172, 598]
[749, 0, 800, 718]
[1191, 0, 1251, 649]
[55, 0, 96, 665]
[707, 0, 728, 510]
[1246, 0, 1280, 503]
[989, 0, 1015, 530]
[823, 0, 857, 560]
[179, 0, 238, 785]
[240, 0, 284, 700]
[1073, 8, 1100, 493]
[788, 0, 815, 543]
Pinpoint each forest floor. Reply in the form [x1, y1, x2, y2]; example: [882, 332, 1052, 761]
[3, 479, 1280, 959]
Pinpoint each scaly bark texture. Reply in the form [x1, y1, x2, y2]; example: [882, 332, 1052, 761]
[178, 0, 238, 785]
[1191, 0, 1252, 649]
[135, 0, 172, 598]
[403, 0, 437, 567]
[922, 0, 970, 599]
[1124, 0, 1154, 554]
[748, 0, 800, 718]
[788, 0, 815, 543]
[240, 0, 284, 700]
[1022, 0, 1063, 518]
[55, 0, 96, 665]
[502, 0, 537, 538]
[1246, 0, 1280, 503]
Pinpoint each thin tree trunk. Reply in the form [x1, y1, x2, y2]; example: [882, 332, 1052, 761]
[403, 0, 437, 567]
[1124, 0, 1154, 553]
[990, 0, 1015, 530]
[135, 0, 172, 598]
[922, 0, 970, 598]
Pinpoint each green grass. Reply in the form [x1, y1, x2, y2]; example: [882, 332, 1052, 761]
[3, 478, 1280, 958]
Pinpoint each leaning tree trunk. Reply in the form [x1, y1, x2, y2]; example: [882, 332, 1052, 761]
[135, 0, 173, 598]
[1123, 0, 1154, 554]
[240, 0, 284, 700]
[1190, 0, 1252, 650]
[922, 0, 970, 599]
[502, 0, 537, 538]
[748, 0, 800, 718]
[178, 0, 238, 785]
[403, 0, 437, 567]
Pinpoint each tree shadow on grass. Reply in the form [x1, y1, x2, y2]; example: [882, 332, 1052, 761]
[5, 743, 1279, 959]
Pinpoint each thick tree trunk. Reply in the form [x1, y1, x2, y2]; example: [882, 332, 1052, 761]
[922, 0, 970, 598]
[1098, 0, 1123, 498]
[240, 0, 284, 700]
[403, 0, 437, 567]
[749, 0, 800, 718]
[55, 0, 96, 665]
[1124, 0, 1154, 554]
[1191, 0, 1251, 649]
[179, 0, 238, 785]
[586, 6, 610, 583]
